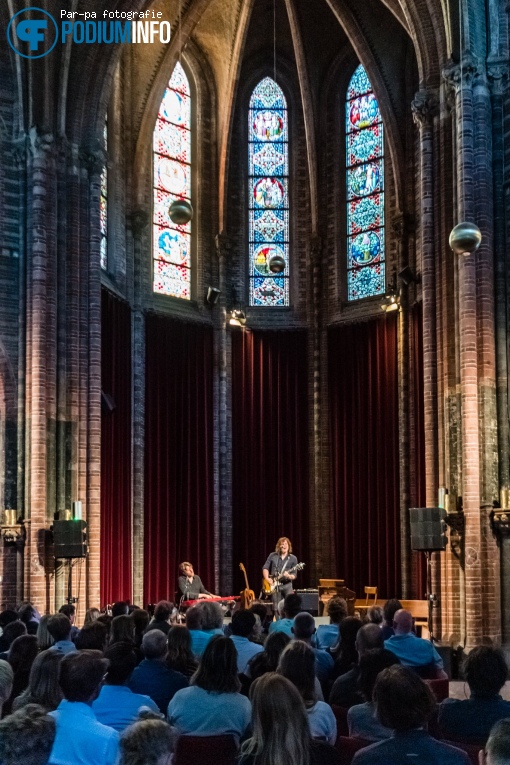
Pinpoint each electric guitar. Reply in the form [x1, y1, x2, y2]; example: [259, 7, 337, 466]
[239, 562, 255, 609]
[262, 562, 305, 594]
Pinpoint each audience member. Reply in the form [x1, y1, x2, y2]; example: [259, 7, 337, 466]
[167, 634, 251, 738]
[0, 610, 20, 651]
[18, 603, 40, 635]
[292, 612, 334, 684]
[5, 634, 39, 715]
[0, 703, 55, 765]
[239, 674, 341, 765]
[0, 659, 13, 717]
[119, 718, 174, 765]
[438, 646, 510, 744]
[351, 666, 469, 764]
[384, 609, 444, 677]
[184, 605, 210, 657]
[196, 600, 224, 635]
[366, 606, 384, 626]
[131, 609, 150, 650]
[49, 650, 120, 765]
[58, 605, 79, 641]
[36, 616, 55, 651]
[380, 599, 402, 640]
[249, 602, 273, 635]
[74, 620, 108, 651]
[166, 626, 198, 678]
[145, 601, 173, 636]
[316, 597, 348, 650]
[330, 616, 364, 677]
[0, 619, 27, 659]
[329, 623, 383, 708]
[92, 641, 159, 730]
[278, 641, 337, 744]
[110, 614, 136, 646]
[46, 614, 76, 654]
[482, 719, 510, 765]
[112, 602, 130, 618]
[127, 628, 188, 713]
[12, 649, 64, 712]
[247, 631, 291, 682]
[83, 607, 101, 627]
[347, 649, 399, 741]
[230, 610, 264, 674]
[268, 593, 303, 637]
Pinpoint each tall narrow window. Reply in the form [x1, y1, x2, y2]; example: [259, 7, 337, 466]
[153, 62, 191, 298]
[100, 119, 108, 271]
[249, 77, 289, 306]
[346, 65, 385, 300]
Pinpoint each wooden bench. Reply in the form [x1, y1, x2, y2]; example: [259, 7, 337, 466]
[354, 598, 429, 637]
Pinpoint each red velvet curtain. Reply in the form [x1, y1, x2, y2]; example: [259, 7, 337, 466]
[100, 288, 132, 605]
[411, 302, 427, 598]
[231, 330, 310, 593]
[328, 316, 400, 598]
[144, 316, 214, 604]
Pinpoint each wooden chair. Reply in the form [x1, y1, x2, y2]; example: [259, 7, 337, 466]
[335, 736, 372, 765]
[173, 734, 238, 765]
[364, 586, 378, 605]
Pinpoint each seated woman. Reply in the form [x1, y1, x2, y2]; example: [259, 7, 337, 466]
[120, 717, 174, 765]
[438, 646, 510, 745]
[347, 649, 399, 741]
[166, 626, 198, 678]
[247, 631, 290, 681]
[239, 673, 340, 765]
[316, 597, 348, 650]
[12, 649, 64, 712]
[277, 641, 336, 745]
[167, 635, 251, 739]
[351, 666, 470, 764]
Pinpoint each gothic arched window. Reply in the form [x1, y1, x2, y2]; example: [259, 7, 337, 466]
[249, 77, 289, 306]
[153, 62, 191, 298]
[346, 65, 385, 300]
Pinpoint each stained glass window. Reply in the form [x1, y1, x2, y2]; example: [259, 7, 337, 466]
[346, 65, 385, 300]
[100, 119, 108, 271]
[249, 77, 289, 306]
[153, 62, 191, 298]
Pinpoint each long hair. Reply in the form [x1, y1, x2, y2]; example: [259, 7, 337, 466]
[277, 641, 316, 707]
[12, 650, 64, 712]
[274, 537, 292, 553]
[119, 719, 175, 765]
[166, 626, 197, 675]
[191, 635, 240, 693]
[84, 608, 100, 627]
[36, 617, 54, 652]
[240, 674, 310, 765]
[109, 615, 135, 646]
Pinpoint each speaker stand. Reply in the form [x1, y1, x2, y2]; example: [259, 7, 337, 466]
[424, 551, 438, 643]
[63, 558, 78, 606]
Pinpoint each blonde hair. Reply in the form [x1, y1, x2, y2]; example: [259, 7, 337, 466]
[179, 561, 192, 574]
[84, 608, 100, 627]
[275, 537, 292, 553]
[240, 674, 309, 765]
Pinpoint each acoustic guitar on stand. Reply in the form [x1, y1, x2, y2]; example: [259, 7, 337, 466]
[262, 562, 306, 594]
[239, 562, 255, 609]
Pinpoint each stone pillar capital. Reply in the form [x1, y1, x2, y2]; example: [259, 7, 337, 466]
[487, 61, 509, 95]
[129, 209, 149, 235]
[411, 90, 438, 128]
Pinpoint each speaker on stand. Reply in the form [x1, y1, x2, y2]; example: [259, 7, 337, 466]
[409, 507, 448, 643]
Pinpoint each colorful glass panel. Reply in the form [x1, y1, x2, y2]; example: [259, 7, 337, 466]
[153, 62, 191, 298]
[100, 119, 107, 270]
[346, 65, 384, 300]
[249, 77, 289, 306]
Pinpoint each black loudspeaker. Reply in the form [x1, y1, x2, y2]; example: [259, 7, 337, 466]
[409, 507, 447, 551]
[295, 589, 319, 615]
[53, 520, 88, 558]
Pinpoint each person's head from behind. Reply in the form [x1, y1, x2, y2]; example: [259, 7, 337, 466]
[374, 665, 435, 731]
[18, 603, 37, 625]
[327, 596, 348, 625]
[131, 609, 150, 637]
[292, 612, 316, 642]
[0, 610, 19, 629]
[142, 629, 167, 661]
[356, 622, 384, 658]
[196, 601, 223, 631]
[167, 626, 192, 661]
[0, 660, 13, 706]
[277, 640, 316, 705]
[282, 593, 302, 619]
[59, 650, 108, 703]
[110, 614, 135, 645]
[482, 719, 510, 765]
[338, 616, 364, 653]
[244, 673, 309, 761]
[112, 601, 130, 618]
[25, 649, 64, 709]
[393, 609, 414, 635]
[153, 601, 173, 623]
[104, 642, 138, 686]
[8, 634, 39, 673]
[184, 606, 202, 631]
[249, 602, 270, 628]
[46, 613, 72, 643]
[367, 605, 384, 626]
[36, 616, 54, 651]
[119, 718, 174, 765]
[357, 648, 400, 701]
[74, 621, 108, 651]
[2, 620, 26, 647]
[383, 598, 402, 627]
[192, 635, 240, 693]
[0, 703, 55, 765]
[463, 646, 508, 698]
[58, 604, 75, 624]
[231, 609, 256, 638]
[264, 631, 291, 669]
[84, 607, 100, 627]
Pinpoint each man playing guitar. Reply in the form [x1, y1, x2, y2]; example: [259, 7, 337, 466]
[262, 537, 299, 615]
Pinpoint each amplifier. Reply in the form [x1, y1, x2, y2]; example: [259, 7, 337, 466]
[296, 589, 319, 615]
